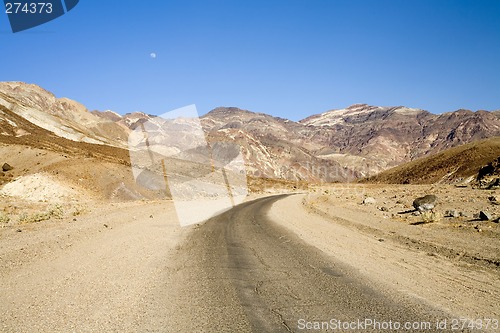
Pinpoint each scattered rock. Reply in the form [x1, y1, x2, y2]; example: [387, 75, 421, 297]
[2, 163, 13, 172]
[379, 206, 389, 212]
[363, 197, 376, 205]
[412, 195, 437, 212]
[16, 229, 21, 232]
[477, 158, 500, 187]
[445, 210, 460, 218]
[488, 196, 500, 205]
[149, 215, 153, 218]
[479, 211, 492, 221]
[103, 224, 109, 228]
[487, 178, 500, 190]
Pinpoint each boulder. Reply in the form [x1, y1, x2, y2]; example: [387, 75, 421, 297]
[488, 196, 500, 205]
[488, 178, 500, 189]
[412, 195, 437, 212]
[479, 211, 492, 221]
[2, 163, 13, 172]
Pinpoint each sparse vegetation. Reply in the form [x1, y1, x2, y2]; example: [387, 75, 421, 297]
[0, 212, 10, 223]
[18, 204, 65, 224]
[17, 212, 29, 223]
[47, 204, 64, 219]
[71, 205, 87, 216]
[420, 211, 442, 223]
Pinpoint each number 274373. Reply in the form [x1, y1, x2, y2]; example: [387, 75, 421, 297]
[5, 2, 53, 14]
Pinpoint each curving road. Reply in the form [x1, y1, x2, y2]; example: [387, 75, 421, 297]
[143, 194, 451, 332]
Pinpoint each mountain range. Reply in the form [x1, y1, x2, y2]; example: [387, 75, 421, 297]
[1, 81, 500, 183]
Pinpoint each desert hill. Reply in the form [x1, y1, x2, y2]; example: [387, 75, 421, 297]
[0, 102, 163, 201]
[2, 81, 500, 186]
[0, 82, 128, 147]
[361, 136, 500, 185]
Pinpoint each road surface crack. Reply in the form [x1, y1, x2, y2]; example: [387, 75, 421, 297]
[249, 246, 271, 269]
[271, 308, 294, 333]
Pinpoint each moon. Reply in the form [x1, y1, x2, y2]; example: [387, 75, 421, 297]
[150, 52, 157, 59]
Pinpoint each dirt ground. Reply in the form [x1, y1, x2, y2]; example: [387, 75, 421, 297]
[269, 184, 500, 322]
[307, 183, 500, 267]
[0, 182, 498, 331]
[0, 199, 191, 332]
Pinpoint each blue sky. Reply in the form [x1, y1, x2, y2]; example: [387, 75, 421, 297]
[1, 0, 499, 120]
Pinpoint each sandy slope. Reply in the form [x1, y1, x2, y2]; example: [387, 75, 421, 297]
[0, 143, 164, 202]
[268, 192, 500, 321]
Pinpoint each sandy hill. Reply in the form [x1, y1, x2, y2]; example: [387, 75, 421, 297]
[361, 136, 500, 184]
[0, 104, 163, 201]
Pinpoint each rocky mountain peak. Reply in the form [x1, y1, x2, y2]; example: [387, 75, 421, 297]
[91, 110, 122, 122]
[300, 104, 381, 127]
[205, 107, 253, 117]
[0, 81, 128, 147]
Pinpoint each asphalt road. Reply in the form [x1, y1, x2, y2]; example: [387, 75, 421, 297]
[143, 194, 452, 332]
